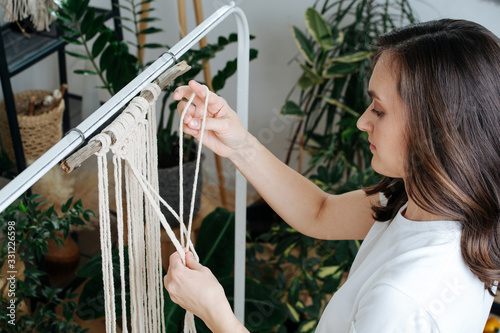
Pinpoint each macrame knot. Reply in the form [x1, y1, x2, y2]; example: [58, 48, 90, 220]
[112, 142, 127, 159]
[93, 133, 112, 156]
[144, 83, 162, 103]
[130, 97, 150, 117]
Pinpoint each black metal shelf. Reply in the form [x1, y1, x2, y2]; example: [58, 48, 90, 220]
[0, 1, 122, 174]
[1, 24, 65, 76]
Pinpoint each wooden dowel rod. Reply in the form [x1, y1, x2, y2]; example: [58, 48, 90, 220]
[178, 0, 187, 38]
[61, 61, 191, 173]
[193, 0, 228, 207]
[137, 1, 151, 63]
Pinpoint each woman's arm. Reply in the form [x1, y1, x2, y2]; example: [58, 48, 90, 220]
[174, 80, 378, 240]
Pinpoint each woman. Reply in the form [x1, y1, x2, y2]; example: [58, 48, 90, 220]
[165, 19, 500, 332]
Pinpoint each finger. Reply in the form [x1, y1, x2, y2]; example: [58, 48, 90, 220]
[177, 100, 196, 117]
[168, 251, 184, 270]
[177, 96, 211, 122]
[173, 85, 193, 101]
[185, 251, 203, 270]
[182, 123, 200, 138]
[173, 84, 209, 106]
[188, 80, 227, 114]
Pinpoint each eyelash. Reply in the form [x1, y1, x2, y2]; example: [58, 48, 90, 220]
[371, 109, 382, 117]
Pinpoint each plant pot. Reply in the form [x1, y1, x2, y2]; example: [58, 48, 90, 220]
[0, 90, 64, 163]
[44, 231, 80, 278]
[158, 155, 204, 227]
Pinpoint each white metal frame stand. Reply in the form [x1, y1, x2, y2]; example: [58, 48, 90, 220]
[0, 1, 249, 323]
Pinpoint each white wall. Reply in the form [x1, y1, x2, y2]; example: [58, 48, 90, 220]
[2, 0, 500, 192]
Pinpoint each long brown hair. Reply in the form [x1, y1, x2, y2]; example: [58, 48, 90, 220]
[365, 19, 500, 295]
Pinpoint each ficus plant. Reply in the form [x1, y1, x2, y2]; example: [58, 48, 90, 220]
[53, 0, 257, 165]
[0, 195, 93, 332]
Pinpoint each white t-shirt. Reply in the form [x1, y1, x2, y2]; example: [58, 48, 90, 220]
[316, 203, 494, 333]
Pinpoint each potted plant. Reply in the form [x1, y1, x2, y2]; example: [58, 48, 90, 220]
[54, 0, 257, 225]
[0, 194, 93, 332]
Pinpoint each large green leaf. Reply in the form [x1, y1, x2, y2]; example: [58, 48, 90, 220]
[92, 30, 111, 58]
[100, 43, 117, 71]
[72, 0, 90, 21]
[139, 27, 163, 35]
[57, 23, 79, 36]
[86, 14, 107, 41]
[285, 302, 300, 323]
[280, 101, 303, 119]
[297, 319, 317, 333]
[317, 265, 341, 279]
[223, 277, 287, 331]
[305, 7, 334, 50]
[321, 96, 360, 117]
[74, 69, 98, 76]
[299, 62, 323, 86]
[297, 74, 315, 91]
[291, 25, 315, 65]
[60, 35, 83, 46]
[322, 62, 360, 78]
[65, 50, 89, 60]
[329, 51, 372, 63]
[195, 208, 235, 278]
[79, 7, 96, 37]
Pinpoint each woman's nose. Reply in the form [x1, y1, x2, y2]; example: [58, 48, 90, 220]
[357, 108, 373, 133]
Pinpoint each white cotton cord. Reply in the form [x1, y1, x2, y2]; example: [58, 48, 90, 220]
[125, 159, 186, 263]
[178, 86, 210, 333]
[113, 153, 128, 333]
[179, 92, 197, 248]
[187, 85, 209, 262]
[125, 150, 138, 332]
[141, 85, 163, 333]
[134, 116, 147, 331]
[132, 169, 181, 223]
[184, 311, 196, 333]
[94, 133, 117, 333]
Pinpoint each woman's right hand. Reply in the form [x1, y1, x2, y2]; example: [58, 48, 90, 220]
[173, 80, 249, 159]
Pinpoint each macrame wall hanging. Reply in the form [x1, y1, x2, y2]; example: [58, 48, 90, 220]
[1, 0, 57, 31]
[91, 76, 208, 332]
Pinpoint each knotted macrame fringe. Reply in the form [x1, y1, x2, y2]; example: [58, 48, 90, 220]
[3, 0, 57, 31]
[93, 82, 209, 332]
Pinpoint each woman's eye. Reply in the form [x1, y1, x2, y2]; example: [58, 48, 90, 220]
[371, 109, 382, 117]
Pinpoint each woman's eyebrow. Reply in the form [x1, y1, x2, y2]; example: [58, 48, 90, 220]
[367, 89, 380, 100]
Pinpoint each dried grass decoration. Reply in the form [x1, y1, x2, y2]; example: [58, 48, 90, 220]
[0, 86, 66, 162]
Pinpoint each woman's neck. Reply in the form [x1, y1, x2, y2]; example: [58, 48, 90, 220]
[403, 197, 451, 222]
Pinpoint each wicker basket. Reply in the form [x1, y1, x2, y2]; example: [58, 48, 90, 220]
[0, 90, 64, 163]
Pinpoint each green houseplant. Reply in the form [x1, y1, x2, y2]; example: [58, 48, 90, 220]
[281, 0, 415, 178]
[0, 194, 93, 332]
